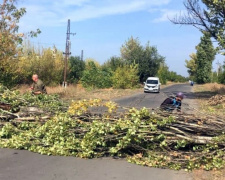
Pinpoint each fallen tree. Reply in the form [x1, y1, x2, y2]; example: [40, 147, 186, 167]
[0, 86, 224, 171]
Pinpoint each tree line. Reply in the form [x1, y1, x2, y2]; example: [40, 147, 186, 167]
[2, 0, 225, 88]
[173, 0, 225, 84]
[1, 37, 187, 89]
[0, 0, 187, 89]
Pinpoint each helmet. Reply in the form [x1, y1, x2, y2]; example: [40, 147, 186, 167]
[176, 92, 184, 99]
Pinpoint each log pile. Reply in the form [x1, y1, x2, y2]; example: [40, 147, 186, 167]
[0, 105, 224, 170]
[0, 85, 224, 170]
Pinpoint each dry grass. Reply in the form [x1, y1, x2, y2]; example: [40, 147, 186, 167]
[194, 83, 225, 94]
[17, 82, 176, 101]
[192, 169, 225, 180]
[193, 83, 225, 117]
[18, 84, 143, 101]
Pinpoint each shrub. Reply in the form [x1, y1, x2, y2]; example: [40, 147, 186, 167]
[112, 64, 139, 89]
[81, 61, 112, 89]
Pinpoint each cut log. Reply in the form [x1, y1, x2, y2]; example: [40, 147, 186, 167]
[0, 103, 11, 111]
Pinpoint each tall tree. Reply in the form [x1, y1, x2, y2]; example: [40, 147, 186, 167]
[185, 53, 197, 79]
[171, 0, 225, 52]
[81, 61, 112, 89]
[0, 0, 26, 86]
[0, 0, 40, 87]
[68, 56, 85, 83]
[17, 46, 64, 85]
[195, 32, 216, 84]
[218, 61, 225, 84]
[120, 36, 143, 65]
[139, 43, 164, 82]
[112, 63, 139, 89]
[120, 37, 165, 82]
[0, 0, 25, 61]
[102, 56, 124, 72]
[157, 63, 169, 85]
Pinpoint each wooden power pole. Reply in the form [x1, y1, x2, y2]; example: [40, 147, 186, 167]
[63, 19, 75, 87]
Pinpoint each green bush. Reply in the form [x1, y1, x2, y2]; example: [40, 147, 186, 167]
[81, 61, 112, 89]
[68, 56, 85, 84]
[112, 64, 139, 89]
[157, 64, 168, 85]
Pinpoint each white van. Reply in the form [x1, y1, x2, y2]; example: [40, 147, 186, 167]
[144, 77, 161, 93]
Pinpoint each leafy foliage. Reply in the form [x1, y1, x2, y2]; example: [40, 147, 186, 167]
[0, 91, 224, 171]
[171, 0, 225, 52]
[0, 84, 65, 113]
[157, 63, 169, 85]
[139, 43, 165, 82]
[185, 53, 197, 81]
[68, 56, 85, 83]
[195, 32, 216, 84]
[167, 71, 187, 83]
[218, 62, 225, 84]
[0, 0, 41, 87]
[17, 44, 64, 85]
[0, 0, 26, 61]
[120, 37, 165, 82]
[81, 61, 112, 89]
[102, 56, 124, 72]
[120, 36, 143, 65]
[112, 63, 139, 89]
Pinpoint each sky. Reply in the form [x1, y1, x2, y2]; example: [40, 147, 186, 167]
[15, 0, 224, 77]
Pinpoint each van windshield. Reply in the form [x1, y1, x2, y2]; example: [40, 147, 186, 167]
[146, 80, 158, 84]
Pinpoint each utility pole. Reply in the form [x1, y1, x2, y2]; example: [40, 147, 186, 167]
[63, 19, 76, 88]
[81, 50, 84, 61]
[216, 61, 221, 76]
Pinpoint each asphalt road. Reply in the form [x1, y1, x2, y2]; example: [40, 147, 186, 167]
[0, 84, 194, 180]
[114, 83, 194, 111]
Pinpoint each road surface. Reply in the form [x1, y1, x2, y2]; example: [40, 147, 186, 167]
[0, 84, 194, 180]
[114, 83, 194, 111]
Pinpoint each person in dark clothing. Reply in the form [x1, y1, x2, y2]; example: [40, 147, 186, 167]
[30, 74, 47, 95]
[160, 92, 184, 112]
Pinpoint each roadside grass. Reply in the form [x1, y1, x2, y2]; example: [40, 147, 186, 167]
[192, 83, 225, 180]
[17, 81, 176, 101]
[194, 83, 225, 95]
[194, 83, 225, 117]
[17, 84, 143, 101]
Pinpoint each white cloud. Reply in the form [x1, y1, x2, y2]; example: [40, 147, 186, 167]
[18, 0, 171, 29]
[19, 5, 62, 31]
[53, 0, 90, 7]
[152, 9, 185, 23]
[62, 0, 90, 6]
[61, 1, 150, 23]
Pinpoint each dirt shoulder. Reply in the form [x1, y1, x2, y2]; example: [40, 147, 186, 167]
[193, 83, 225, 117]
[190, 83, 225, 180]
[18, 82, 180, 101]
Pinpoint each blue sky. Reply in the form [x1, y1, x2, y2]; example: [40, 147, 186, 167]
[17, 0, 223, 77]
